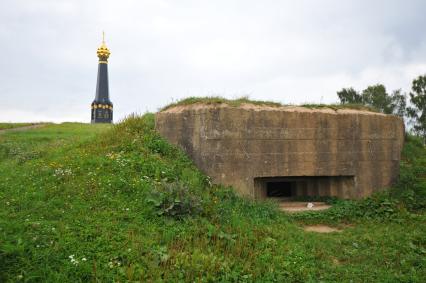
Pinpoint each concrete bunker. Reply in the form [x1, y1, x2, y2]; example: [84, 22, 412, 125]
[156, 103, 405, 199]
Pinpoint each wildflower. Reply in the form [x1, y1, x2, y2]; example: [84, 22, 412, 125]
[108, 257, 121, 268]
[69, 254, 79, 265]
[82, 257, 87, 261]
[53, 167, 73, 178]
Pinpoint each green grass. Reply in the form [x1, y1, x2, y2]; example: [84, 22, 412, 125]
[0, 115, 425, 282]
[161, 96, 379, 112]
[0, 123, 42, 130]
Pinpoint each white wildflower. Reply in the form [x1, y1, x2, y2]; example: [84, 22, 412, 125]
[69, 254, 79, 265]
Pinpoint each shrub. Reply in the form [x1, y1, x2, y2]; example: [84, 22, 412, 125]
[146, 181, 203, 218]
[392, 135, 426, 210]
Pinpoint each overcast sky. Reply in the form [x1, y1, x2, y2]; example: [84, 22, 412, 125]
[1, 0, 425, 122]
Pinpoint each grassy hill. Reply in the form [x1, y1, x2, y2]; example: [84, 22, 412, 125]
[0, 116, 425, 282]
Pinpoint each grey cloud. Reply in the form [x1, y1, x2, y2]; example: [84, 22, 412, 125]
[0, 0, 425, 122]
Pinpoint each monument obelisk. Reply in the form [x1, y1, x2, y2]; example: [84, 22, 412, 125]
[91, 32, 113, 123]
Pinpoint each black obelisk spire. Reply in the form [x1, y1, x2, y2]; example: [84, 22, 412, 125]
[91, 32, 113, 123]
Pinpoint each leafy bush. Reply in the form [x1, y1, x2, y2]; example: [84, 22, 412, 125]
[147, 181, 203, 218]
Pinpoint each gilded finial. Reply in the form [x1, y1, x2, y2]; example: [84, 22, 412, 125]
[97, 31, 110, 62]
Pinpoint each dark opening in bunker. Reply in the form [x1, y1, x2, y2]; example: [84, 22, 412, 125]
[255, 176, 355, 199]
[266, 181, 294, 197]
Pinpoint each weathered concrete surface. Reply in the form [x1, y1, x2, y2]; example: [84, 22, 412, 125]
[155, 103, 405, 199]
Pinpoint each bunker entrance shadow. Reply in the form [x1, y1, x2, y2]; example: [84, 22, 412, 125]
[254, 176, 355, 200]
[266, 181, 294, 197]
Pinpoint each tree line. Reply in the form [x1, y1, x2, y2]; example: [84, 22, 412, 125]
[337, 74, 426, 143]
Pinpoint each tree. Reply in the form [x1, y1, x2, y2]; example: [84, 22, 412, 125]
[361, 84, 393, 114]
[407, 75, 426, 143]
[337, 87, 362, 104]
[389, 89, 407, 118]
[337, 84, 407, 118]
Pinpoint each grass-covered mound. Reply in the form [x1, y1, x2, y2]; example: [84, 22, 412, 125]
[161, 96, 379, 112]
[0, 116, 425, 282]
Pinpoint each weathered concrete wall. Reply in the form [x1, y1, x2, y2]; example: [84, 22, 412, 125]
[155, 104, 405, 199]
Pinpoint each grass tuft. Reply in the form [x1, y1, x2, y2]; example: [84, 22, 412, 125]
[161, 96, 283, 111]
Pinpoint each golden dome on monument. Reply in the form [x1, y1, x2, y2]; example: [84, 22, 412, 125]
[97, 32, 111, 61]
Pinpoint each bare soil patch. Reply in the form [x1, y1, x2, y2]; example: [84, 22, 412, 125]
[279, 201, 331, 213]
[162, 102, 384, 115]
[303, 225, 342, 233]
